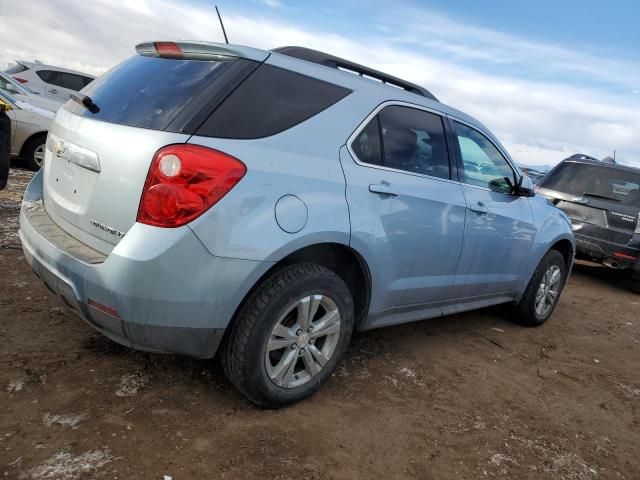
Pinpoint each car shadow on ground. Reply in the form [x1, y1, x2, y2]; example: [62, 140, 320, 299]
[572, 260, 636, 294]
[75, 299, 516, 408]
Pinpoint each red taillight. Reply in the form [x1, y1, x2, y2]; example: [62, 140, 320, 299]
[137, 145, 246, 228]
[154, 42, 182, 59]
[613, 251, 637, 261]
[14, 77, 28, 83]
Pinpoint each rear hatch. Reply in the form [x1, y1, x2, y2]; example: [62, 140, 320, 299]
[538, 161, 640, 245]
[42, 42, 267, 254]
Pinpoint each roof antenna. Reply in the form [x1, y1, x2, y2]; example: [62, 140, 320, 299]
[215, 5, 229, 44]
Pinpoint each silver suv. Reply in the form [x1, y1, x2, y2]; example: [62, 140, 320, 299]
[19, 41, 575, 407]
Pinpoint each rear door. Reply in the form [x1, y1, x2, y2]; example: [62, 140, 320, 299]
[450, 120, 535, 298]
[341, 103, 466, 312]
[42, 50, 265, 254]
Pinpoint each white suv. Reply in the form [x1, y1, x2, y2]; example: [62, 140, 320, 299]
[5, 61, 95, 104]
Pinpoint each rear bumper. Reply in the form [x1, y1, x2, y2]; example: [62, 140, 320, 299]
[574, 232, 640, 272]
[19, 171, 274, 358]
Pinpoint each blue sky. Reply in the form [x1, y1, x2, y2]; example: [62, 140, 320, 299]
[1, 0, 639, 166]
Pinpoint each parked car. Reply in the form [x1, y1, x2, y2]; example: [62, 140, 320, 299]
[0, 90, 53, 170]
[19, 41, 575, 407]
[5, 60, 95, 104]
[0, 72, 62, 112]
[537, 155, 640, 292]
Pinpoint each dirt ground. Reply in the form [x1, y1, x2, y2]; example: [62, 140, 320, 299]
[1, 167, 639, 480]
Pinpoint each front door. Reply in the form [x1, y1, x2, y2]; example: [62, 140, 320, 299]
[341, 104, 467, 315]
[450, 120, 535, 298]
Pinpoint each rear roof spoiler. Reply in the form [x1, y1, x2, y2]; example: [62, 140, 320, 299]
[273, 46, 438, 101]
[135, 41, 269, 63]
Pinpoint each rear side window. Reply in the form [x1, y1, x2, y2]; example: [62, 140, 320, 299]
[81, 76, 94, 88]
[57, 72, 86, 91]
[351, 105, 450, 179]
[65, 55, 252, 131]
[36, 70, 55, 83]
[540, 162, 640, 207]
[197, 64, 351, 139]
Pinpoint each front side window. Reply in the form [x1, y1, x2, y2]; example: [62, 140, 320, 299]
[352, 105, 450, 179]
[454, 122, 514, 193]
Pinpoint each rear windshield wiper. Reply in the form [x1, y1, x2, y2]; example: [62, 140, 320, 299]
[583, 192, 621, 202]
[70, 93, 100, 114]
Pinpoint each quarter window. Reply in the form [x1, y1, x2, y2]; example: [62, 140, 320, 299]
[352, 105, 450, 179]
[197, 64, 351, 139]
[454, 122, 514, 193]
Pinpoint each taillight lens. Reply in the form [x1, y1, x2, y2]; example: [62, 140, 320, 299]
[14, 77, 28, 83]
[137, 145, 246, 228]
[154, 42, 183, 59]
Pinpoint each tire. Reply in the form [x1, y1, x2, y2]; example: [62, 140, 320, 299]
[22, 134, 47, 171]
[222, 263, 354, 408]
[512, 250, 567, 327]
[628, 272, 640, 294]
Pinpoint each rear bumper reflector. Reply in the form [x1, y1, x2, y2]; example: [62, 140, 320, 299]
[88, 299, 121, 319]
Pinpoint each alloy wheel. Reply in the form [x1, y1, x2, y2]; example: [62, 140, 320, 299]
[535, 264, 561, 318]
[265, 294, 341, 389]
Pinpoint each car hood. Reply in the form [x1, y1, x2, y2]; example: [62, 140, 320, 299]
[15, 100, 56, 120]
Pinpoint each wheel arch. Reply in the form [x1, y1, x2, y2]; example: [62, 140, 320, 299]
[221, 242, 372, 351]
[549, 238, 575, 274]
[19, 130, 48, 158]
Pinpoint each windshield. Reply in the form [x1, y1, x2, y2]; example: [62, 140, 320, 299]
[0, 90, 18, 106]
[0, 73, 30, 96]
[540, 162, 640, 208]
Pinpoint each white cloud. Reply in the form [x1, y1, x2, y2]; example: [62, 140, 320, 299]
[262, 0, 283, 8]
[1, 0, 638, 167]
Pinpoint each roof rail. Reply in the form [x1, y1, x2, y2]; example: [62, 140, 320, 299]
[272, 46, 438, 102]
[567, 153, 601, 162]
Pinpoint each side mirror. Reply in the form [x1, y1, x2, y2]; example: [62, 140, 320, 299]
[516, 175, 535, 197]
[499, 175, 535, 197]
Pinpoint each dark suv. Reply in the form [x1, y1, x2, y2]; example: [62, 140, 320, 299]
[537, 155, 640, 292]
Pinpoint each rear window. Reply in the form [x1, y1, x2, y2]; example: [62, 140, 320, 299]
[5, 63, 28, 74]
[540, 162, 640, 207]
[65, 55, 253, 131]
[196, 64, 351, 139]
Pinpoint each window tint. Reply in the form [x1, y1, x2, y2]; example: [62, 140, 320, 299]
[352, 105, 450, 179]
[352, 117, 382, 166]
[539, 163, 640, 207]
[65, 54, 248, 131]
[197, 64, 351, 139]
[58, 73, 85, 91]
[454, 122, 514, 192]
[81, 76, 94, 88]
[36, 70, 55, 83]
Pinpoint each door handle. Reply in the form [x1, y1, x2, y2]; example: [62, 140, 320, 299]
[470, 203, 489, 214]
[49, 89, 59, 94]
[369, 184, 398, 196]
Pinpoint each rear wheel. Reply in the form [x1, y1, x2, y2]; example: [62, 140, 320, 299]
[23, 134, 47, 171]
[222, 263, 354, 408]
[512, 250, 567, 327]
[628, 271, 640, 294]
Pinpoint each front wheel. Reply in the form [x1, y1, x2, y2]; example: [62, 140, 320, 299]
[222, 263, 354, 408]
[512, 250, 567, 327]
